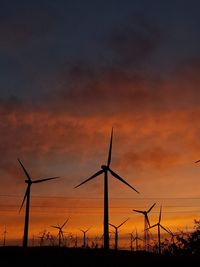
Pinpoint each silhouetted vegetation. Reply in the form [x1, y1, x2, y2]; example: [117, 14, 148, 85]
[2, 221, 200, 266]
[1, 247, 200, 267]
[158, 219, 200, 256]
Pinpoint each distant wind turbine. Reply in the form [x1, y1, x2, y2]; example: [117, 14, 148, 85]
[147, 206, 171, 254]
[51, 218, 69, 247]
[165, 227, 179, 246]
[38, 230, 46, 246]
[3, 226, 7, 247]
[133, 229, 142, 251]
[128, 232, 134, 251]
[109, 218, 129, 250]
[79, 228, 91, 248]
[75, 128, 139, 250]
[133, 203, 156, 250]
[18, 159, 59, 248]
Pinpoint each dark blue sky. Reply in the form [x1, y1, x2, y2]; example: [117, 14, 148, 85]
[1, 0, 200, 99]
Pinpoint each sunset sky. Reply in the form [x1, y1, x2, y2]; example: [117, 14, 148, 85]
[1, 0, 200, 248]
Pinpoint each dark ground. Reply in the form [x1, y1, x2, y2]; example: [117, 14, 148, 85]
[0, 247, 199, 267]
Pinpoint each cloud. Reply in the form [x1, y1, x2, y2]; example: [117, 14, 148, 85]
[0, 14, 200, 201]
[117, 147, 181, 171]
[107, 15, 163, 68]
[42, 49, 200, 119]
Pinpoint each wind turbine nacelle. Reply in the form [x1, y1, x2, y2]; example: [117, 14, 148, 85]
[25, 180, 31, 184]
[101, 165, 108, 171]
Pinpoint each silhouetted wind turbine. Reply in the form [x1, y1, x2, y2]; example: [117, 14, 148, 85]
[128, 232, 134, 251]
[38, 230, 46, 246]
[18, 159, 59, 248]
[133, 229, 142, 251]
[80, 228, 91, 248]
[166, 227, 179, 245]
[51, 219, 69, 247]
[109, 218, 129, 250]
[133, 203, 156, 250]
[147, 206, 171, 254]
[75, 128, 139, 249]
[3, 226, 7, 247]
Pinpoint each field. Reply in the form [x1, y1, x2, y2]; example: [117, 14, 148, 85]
[0, 247, 199, 267]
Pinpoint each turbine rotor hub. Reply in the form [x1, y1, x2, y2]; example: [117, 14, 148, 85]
[101, 165, 108, 171]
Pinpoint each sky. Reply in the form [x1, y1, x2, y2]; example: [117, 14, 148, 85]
[1, 0, 200, 248]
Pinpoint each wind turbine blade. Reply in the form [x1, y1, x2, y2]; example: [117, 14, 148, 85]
[51, 226, 60, 229]
[18, 159, 31, 181]
[147, 203, 156, 213]
[118, 218, 129, 228]
[109, 168, 139, 193]
[19, 186, 29, 212]
[107, 128, 113, 167]
[160, 225, 171, 235]
[74, 170, 104, 188]
[33, 177, 59, 183]
[145, 214, 150, 228]
[109, 223, 116, 229]
[166, 227, 173, 235]
[61, 218, 69, 229]
[147, 224, 157, 230]
[159, 206, 162, 223]
[133, 209, 144, 214]
[86, 227, 91, 233]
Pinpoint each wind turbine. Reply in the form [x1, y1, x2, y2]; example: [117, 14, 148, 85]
[3, 226, 7, 247]
[133, 203, 156, 250]
[79, 228, 91, 248]
[51, 218, 69, 247]
[133, 229, 142, 251]
[166, 227, 179, 246]
[38, 230, 46, 246]
[147, 206, 171, 254]
[18, 159, 59, 248]
[128, 232, 134, 251]
[75, 128, 139, 249]
[45, 231, 51, 246]
[109, 218, 129, 250]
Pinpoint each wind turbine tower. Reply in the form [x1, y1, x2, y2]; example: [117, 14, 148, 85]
[3, 226, 7, 247]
